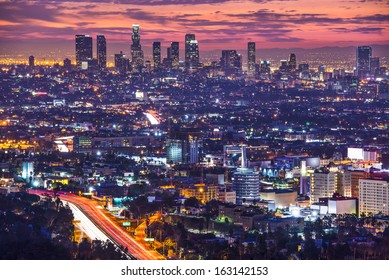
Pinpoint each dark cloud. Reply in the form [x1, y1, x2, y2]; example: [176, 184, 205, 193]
[353, 14, 389, 22]
[331, 27, 385, 33]
[0, 1, 63, 23]
[267, 37, 304, 42]
[15, 0, 233, 6]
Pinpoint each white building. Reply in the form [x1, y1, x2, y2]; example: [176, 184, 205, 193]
[310, 169, 337, 204]
[359, 179, 389, 215]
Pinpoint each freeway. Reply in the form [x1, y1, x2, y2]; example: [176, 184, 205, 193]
[66, 201, 110, 241]
[29, 189, 165, 260]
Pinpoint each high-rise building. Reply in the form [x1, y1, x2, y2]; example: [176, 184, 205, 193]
[29, 55, 35, 67]
[221, 50, 242, 76]
[114, 51, 128, 73]
[260, 60, 270, 75]
[152, 42, 161, 70]
[131, 24, 144, 72]
[188, 40, 199, 71]
[310, 169, 337, 204]
[247, 42, 255, 75]
[233, 168, 260, 205]
[75, 35, 93, 69]
[97, 35, 106, 70]
[185, 33, 196, 69]
[359, 179, 389, 215]
[170, 41, 179, 70]
[63, 58, 71, 70]
[370, 57, 380, 76]
[288, 53, 297, 72]
[356, 46, 372, 79]
[166, 139, 182, 164]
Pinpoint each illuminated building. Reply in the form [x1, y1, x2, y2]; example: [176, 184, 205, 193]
[97, 35, 106, 70]
[220, 50, 242, 76]
[29, 55, 35, 67]
[115, 51, 128, 73]
[75, 35, 92, 69]
[288, 53, 297, 72]
[166, 139, 182, 164]
[180, 183, 218, 204]
[310, 169, 338, 204]
[359, 178, 389, 215]
[22, 162, 34, 182]
[63, 58, 71, 70]
[247, 42, 255, 75]
[350, 170, 368, 198]
[185, 33, 195, 69]
[74, 136, 92, 154]
[260, 60, 270, 76]
[167, 131, 203, 164]
[170, 41, 179, 70]
[130, 24, 144, 72]
[370, 57, 380, 76]
[356, 46, 372, 79]
[152, 42, 161, 70]
[233, 167, 260, 205]
[260, 189, 297, 209]
[187, 40, 199, 71]
[279, 60, 288, 74]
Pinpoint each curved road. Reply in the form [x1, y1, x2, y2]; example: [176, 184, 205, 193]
[29, 190, 164, 260]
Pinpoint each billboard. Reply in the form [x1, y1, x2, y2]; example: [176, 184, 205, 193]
[347, 148, 364, 160]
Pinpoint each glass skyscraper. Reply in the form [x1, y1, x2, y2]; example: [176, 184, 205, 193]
[75, 35, 92, 69]
[97, 35, 106, 70]
[248, 42, 255, 75]
[356, 46, 372, 79]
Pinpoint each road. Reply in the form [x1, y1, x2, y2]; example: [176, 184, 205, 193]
[66, 201, 110, 241]
[29, 189, 165, 260]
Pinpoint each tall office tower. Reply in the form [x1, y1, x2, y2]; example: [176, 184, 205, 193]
[97, 35, 106, 70]
[170, 41, 179, 70]
[359, 179, 389, 215]
[166, 139, 183, 164]
[370, 57, 380, 76]
[114, 51, 128, 73]
[247, 42, 256, 75]
[220, 50, 242, 76]
[233, 167, 260, 205]
[356, 46, 372, 79]
[131, 24, 144, 72]
[310, 169, 337, 204]
[75, 35, 93, 69]
[279, 59, 288, 74]
[185, 33, 196, 69]
[288, 53, 297, 72]
[63, 58, 71, 70]
[188, 40, 199, 71]
[29, 55, 35, 67]
[152, 42, 161, 70]
[260, 60, 271, 75]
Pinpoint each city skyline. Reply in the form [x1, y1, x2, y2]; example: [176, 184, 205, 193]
[0, 0, 388, 54]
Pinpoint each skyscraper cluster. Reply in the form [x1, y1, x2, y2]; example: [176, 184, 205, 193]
[75, 34, 106, 70]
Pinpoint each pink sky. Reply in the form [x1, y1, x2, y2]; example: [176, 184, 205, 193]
[0, 0, 388, 50]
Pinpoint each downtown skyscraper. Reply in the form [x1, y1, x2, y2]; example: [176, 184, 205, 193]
[97, 35, 106, 70]
[153, 42, 161, 70]
[247, 42, 255, 76]
[131, 24, 144, 72]
[187, 39, 199, 71]
[356, 46, 372, 79]
[75, 35, 92, 69]
[170, 41, 179, 70]
[185, 34, 196, 69]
